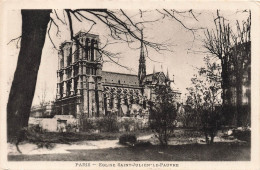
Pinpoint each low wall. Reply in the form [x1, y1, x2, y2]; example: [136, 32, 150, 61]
[29, 115, 78, 132]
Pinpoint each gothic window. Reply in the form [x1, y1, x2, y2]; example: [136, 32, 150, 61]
[130, 95, 134, 104]
[124, 97, 128, 106]
[110, 94, 114, 109]
[60, 72, 63, 81]
[75, 42, 79, 61]
[60, 83, 63, 98]
[91, 39, 95, 61]
[67, 69, 71, 79]
[85, 38, 89, 60]
[85, 67, 89, 74]
[74, 66, 78, 76]
[67, 47, 72, 66]
[60, 50, 64, 68]
[74, 77, 78, 93]
[104, 93, 108, 115]
[67, 81, 71, 96]
[117, 95, 121, 109]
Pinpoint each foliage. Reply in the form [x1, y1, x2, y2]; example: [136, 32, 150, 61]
[97, 114, 119, 132]
[233, 128, 251, 143]
[119, 118, 136, 132]
[80, 117, 97, 132]
[80, 114, 120, 133]
[186, 56, 222, 144]
[176, 105, 200, 128]
[149, 85, 177, 145]
[119, 133, 137, 145]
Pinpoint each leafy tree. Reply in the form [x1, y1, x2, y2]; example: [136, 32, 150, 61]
[149, 85, 177, 145]
[186, 56, 222, 144]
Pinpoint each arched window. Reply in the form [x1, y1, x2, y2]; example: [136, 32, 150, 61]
[130, 95, 134, 104]
[74, 77, 78, 93]
[75, 42, 79, 61]
[85, 38, 89, 60]
[91, 39, 95, 61]
[110, 94, 114, 109]
[104, 94, 107, 109]
[60, 83, 63, 98]
[67, 81, 71, 96]
[117, 95, 121, 109]
[60, 50, 64, 68]
[67, 47, 72, 65]
[124, 96, 128, 106]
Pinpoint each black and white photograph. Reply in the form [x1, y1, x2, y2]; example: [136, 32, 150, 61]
[0, 1, 259, 169]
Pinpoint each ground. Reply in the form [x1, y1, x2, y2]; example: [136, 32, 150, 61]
[8, 129, 250, 161]
[9, 143, 250, 161]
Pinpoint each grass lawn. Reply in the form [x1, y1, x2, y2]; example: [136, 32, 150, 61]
[8, 142, 250, 161]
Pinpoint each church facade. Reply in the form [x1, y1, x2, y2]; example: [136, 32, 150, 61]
[54, 32, 181, 119]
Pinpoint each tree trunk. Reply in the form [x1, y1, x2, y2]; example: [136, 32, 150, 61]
[236, 74, 243, 127]
[7, 10, 51, 142]
[210, 131, 215, 144]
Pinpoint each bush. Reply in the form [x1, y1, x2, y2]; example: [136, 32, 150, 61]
[135, 141, 152, 147]
[96, 115, 119, 132]
[201, 108, 221, 144]
[120, 118, 135, 132]
[81, 118, 96, 132]
[28, 124, 42, 133]
[119, 134, 137, 145]
[233, 128, 251, 142]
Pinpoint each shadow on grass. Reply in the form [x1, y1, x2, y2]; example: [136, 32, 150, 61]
[8, 142, 250, 161]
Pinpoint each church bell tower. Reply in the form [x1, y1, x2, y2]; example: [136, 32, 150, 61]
[138, 30, 146, 85]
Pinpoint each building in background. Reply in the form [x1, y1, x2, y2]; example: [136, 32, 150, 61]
[223, 42, 251, 126]
[30, 101, 55, 118]
[54, 31, 181, 119]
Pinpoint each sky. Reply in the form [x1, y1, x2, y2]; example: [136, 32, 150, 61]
[3, 9, 250, 105]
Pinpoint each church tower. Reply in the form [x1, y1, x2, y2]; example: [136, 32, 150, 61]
[138, 30, 146, 85]
[55, 32, 103, 118]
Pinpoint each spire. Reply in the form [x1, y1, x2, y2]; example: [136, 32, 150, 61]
[153, 65, 155, 74]
[166, 67, 169, 80]
[138, 29, 146, 85]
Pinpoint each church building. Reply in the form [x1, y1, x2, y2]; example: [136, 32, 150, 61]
[54, 31, 181, 119]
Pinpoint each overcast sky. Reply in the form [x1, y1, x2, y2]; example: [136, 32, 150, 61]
[4, 9, 249, 105]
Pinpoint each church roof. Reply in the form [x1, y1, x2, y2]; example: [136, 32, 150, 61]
[144, 72, 165, 82]
[102, 71, 140, 87]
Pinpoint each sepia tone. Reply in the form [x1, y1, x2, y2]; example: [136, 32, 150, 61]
[0, 3, 259, 169]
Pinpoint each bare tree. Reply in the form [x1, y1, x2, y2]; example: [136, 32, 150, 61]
[37, 82, 47, 117]
[203, 10, 251, 127]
